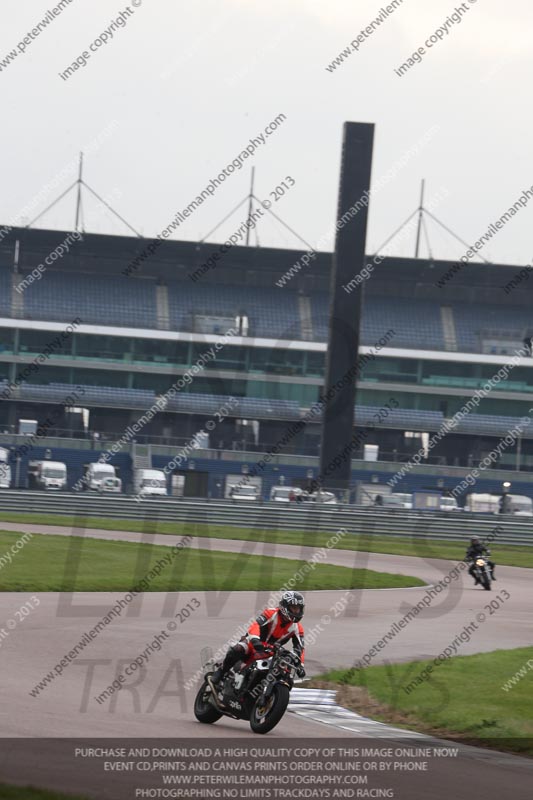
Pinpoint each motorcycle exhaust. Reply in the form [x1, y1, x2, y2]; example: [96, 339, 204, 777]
[206, 676, 240, 719]
[206, 676, 224, 710]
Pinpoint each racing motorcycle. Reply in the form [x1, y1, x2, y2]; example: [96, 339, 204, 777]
[471, 554, 492, 591]
[194, 644, 302, 734]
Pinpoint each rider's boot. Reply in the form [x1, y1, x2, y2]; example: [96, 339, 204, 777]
[211, 648, 241, 687]
[211, 666, 224, 685]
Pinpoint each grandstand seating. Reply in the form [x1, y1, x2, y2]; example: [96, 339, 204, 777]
[0, 380, 157, 409]
[1, 266, 531, 356]
[452, 303, 533, 352]
[49, 383, 156, 409]
[310, 293, 446, 349]
[7, 375, 533, 441]
[354, 406, 444, 431]
[0, 380, 302, 421]
[363, 296, 445, 349]
[22, 271, 158, 328]
[453, 413, 532, 438]
[166, 282, 302, 340]
[164, 392, 301, 420]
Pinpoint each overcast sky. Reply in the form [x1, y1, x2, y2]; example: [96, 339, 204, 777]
[1, 0, 532, 266]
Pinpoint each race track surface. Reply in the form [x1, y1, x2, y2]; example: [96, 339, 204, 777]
[0, 521, 530, 739]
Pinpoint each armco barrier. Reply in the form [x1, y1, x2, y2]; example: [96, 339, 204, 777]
[0, 490, 532, 546]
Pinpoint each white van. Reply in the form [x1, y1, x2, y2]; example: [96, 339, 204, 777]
[134, 468, 167, 497]
[302, 490, 338, 505]
[439, 497, 460, 512]
[28, 460, 67, 490]
[506, 494, 533, 516]
[228, 484, 260, 502]
[84, 462, 120, 492]
[0, 447, 11, 489]
[465, 493, 533, 516]
[270, 486, 303, 502]
[99, 476, 122, 494]
[465, 493, 498, 513]
[381, 493, 413, 509]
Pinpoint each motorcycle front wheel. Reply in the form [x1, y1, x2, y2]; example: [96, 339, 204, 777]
[482, 574, 491, 590]
[250, 684, 290, 734]
[194, 680, 222, 724]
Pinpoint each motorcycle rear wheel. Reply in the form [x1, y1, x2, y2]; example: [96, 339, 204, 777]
[194, 680, 222, 724]
[250, 684, 290, 734]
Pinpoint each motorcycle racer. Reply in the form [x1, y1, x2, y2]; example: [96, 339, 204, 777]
[465, 536, 496, 583]
[212, 591, 306, 686]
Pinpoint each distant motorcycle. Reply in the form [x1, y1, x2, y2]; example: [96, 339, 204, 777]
[194, 644, 302, 734]
[471, 555, 492, 591]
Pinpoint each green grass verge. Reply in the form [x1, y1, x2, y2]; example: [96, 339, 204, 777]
[0, 531, 423, 592]
[0, 786, 89, 800]
[318, 647, 533, 756]
[0, 510, 531, 567]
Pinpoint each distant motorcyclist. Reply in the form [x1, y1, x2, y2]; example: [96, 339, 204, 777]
[499, 494, 511, 514]
[212, 591, 306, 686]
[465, 537, 496, 583]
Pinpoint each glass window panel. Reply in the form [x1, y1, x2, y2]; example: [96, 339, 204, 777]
[75, 334, 130, 361]
[19, 328, 73, 357]
[0, 328, 15, 354]
[132, 338, 189, 365]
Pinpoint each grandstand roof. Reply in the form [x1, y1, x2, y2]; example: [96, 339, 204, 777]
[0, 224, 530, 304]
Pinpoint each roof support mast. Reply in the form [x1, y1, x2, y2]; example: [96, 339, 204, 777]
[245, 167, 255, 247]
[414, 178, 425, 258]
[373, 181, 491, 264]
[25, 151, 141, 237]
[74, 152, 84, 233]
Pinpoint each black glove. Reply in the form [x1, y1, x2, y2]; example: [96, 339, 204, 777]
[250, 638, 267, 652]
[296, 665, 306, 678]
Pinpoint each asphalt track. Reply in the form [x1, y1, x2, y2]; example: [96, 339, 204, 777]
[0, 521, 531, 798]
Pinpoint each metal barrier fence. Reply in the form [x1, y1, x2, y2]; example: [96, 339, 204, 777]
[0, 490, 531, 546]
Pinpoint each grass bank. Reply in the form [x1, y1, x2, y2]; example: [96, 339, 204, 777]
[316, 646, 533, 756]
[0, 531, 423, 592]
[0, 511, 530, 567]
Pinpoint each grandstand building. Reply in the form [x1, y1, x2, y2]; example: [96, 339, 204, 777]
[0, 224, 532, 500]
